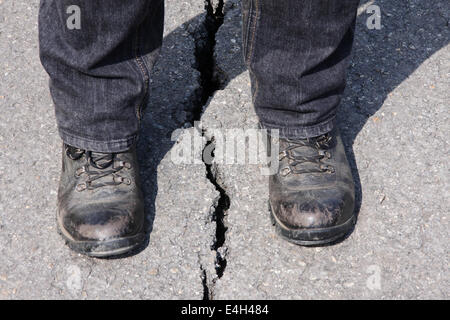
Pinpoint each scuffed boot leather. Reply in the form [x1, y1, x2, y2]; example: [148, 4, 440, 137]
[269, 128, 356, 245]
[57, 144, 145, 257]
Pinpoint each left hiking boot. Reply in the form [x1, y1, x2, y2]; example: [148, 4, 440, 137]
[57, 144, 145, 257]
[268, 128, 356, 245]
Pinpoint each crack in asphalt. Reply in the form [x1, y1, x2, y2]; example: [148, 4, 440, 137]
[199, 263, 210, 300]
[186, 0, 229, 300]
[203, 137, 230, 286]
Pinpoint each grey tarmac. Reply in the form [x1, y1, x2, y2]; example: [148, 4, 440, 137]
[0, 0, 448, 299]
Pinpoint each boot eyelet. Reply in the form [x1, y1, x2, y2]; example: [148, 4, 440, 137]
[280, 167, 291, 176]
[115, 161, 132, 170]
[113, 176, 123, 184]
[320, 164, 333, 173]
[76, 183, 87, 192]
[123, 162, 132, 169]
[74, 167, 85, 178]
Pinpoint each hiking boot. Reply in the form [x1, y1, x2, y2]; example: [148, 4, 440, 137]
[57, 144, 145, 257]
[268, 128, 356, 245]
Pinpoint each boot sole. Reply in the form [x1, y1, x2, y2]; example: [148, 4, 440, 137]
[269, 201, 356, 246]
[57, 225, 145, 258]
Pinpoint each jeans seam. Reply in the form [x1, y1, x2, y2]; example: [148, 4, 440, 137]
[132, 9, 151, 123]
[59, 128, 136, 153]
[246, 0, 259, 66]
[59, 128, 136, 144]
[260, 115, 336, 139]
[243, 1, 252, 64]
[246, 0, 260, 107]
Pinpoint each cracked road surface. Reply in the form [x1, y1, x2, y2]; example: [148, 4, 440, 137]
[0, 0, 449, 299]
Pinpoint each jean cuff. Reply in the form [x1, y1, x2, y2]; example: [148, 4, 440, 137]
[59, 129, 136, 153]
[259, 116, 336, 139]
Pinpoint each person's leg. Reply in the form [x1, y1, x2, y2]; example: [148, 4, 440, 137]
[39, 0, 164, 256]
[39, 0, 164, 153]
[242, 0, 360, 139]
[242, 0, 360, 245]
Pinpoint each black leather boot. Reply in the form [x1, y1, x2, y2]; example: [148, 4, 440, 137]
[269, 128, 356, 245]
[57, 144, 145, 257]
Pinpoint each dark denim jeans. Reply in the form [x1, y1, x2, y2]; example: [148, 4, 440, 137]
[39, 0, 360, 153]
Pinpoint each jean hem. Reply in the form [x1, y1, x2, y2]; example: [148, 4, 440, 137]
[59, 129, 136, 153]
[260, 117, 336, 139]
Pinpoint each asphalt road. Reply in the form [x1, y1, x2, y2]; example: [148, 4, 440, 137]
[0, 0, 448, 299]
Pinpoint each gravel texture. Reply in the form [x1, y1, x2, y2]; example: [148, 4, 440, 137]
[0, 0, 448, 299]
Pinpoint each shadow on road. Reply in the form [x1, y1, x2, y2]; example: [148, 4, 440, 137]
[133, 0, 449, 255]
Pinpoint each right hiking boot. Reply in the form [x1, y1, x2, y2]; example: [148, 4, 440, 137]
[57, 143, 145, 257]
[268, 128, 356, 245]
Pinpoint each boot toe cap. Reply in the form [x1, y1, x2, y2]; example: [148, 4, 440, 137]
[60, 205, 143, 242]
[272, 188, 354, 230]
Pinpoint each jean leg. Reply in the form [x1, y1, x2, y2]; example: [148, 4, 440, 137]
[242, 0, 360, 139]
[39, 0, 164, 152]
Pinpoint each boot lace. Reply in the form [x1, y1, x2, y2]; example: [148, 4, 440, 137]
[279, 134, 335, 176]
[66, 146, 132, 191]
